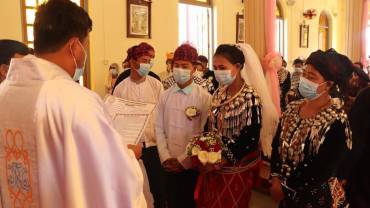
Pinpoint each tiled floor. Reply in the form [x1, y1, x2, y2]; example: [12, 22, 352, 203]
[249, 190, 278, 208]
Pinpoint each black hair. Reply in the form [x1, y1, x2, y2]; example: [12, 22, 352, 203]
[214, 44, 245, 68]
[293, 58, 304, 65]
[198, 55, 208, 64]
[282, 59, 287, 67]
[306, 49, 354, 87]
[34, 0, 92, 54]
[0, 39, 29, 65]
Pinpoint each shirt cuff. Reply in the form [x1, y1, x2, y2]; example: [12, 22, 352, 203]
[159, 150, 171, 164]
[177, 153, 192, 170]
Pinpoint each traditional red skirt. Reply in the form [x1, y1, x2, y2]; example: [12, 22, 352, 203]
[195, 152, 261, 208]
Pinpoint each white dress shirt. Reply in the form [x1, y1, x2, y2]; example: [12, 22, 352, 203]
[0, 55, 146, 208]
[113, 76, 163, 148]
[155, 83, 212, 169]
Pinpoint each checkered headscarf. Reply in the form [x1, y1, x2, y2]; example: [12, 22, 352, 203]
[173, 44, 198, 63]
[131, 42, 154, 60]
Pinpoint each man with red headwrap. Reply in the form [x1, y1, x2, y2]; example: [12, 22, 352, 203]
[113, 43, 166, 208]
[112, 43, 161, 94]
[155, 44, 211, 208]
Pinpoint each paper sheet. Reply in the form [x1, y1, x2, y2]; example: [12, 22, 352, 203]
[104, 95, 156, 144]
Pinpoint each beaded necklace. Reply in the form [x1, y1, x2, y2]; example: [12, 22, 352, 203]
[278, 99, 352, 176]
[209, 81, 261, 140]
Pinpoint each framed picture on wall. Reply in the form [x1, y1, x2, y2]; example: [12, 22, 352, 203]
[127, 0, 152, 39]
[300, 24, 309, 48]
[236, 14, 245, 43]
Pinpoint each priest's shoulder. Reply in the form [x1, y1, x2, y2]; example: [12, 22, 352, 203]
[41, 79, 103, 112]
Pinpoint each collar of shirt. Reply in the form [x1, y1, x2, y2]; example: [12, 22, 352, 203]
[130, 74, 147, 84]
[175, 82, 194, 94]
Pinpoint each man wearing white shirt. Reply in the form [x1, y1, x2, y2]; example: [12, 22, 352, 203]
[0, 1, 145, 207]
[113, 44, 165, 208]
[155, 44, 212, 208]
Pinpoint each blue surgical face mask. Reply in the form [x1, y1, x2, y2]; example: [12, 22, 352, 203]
[173, 67, 191, 84]
[214, 69, 236, 86]
[298, 77, 326, 100]
[137, 63, 151, 77]
[70, 40, 87, 81]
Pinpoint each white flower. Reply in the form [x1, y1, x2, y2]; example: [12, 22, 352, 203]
[208, 152, 219, 164]
[199, 136, 206, 142]
[208, 151, 222, 164]
[192, 146, 201, 156]
[185, 107, 197, 117]
[198, 151, 209, 165]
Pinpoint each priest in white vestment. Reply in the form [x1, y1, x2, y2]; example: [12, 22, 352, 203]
[0, 1, 145, 207]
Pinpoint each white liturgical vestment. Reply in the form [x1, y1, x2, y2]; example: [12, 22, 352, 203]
[0, 55, 146, 208]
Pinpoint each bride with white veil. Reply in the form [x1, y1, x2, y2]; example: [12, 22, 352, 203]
[196, 43, 279, 208]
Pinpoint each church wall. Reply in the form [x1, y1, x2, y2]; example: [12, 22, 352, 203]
[0, 0, 23, 41]
[279, 0, 347, 67]
[88, 0, 244, 96]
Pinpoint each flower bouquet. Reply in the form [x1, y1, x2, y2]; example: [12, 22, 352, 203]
[186, 132, 224, 167]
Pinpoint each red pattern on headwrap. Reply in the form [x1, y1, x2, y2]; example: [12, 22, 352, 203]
[131, 43, 153, 60]
[138, 42, 154, 52]
[173, 44, 198, 63]
[123, 46, 135, 63]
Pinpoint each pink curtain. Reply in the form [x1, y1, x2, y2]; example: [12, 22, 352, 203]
[262, 0, 281, 116]
[265, 0, 277, 54]
[361, 0, 369, 66]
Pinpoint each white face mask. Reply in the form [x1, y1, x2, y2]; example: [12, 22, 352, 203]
[214, 69, 236, 86]
[136, 63, 151, 77]
[173, 67, 191, 84]
[70, 40, 87, 81]
[110, 68, 118, 76]
[298, 77, 327, 100]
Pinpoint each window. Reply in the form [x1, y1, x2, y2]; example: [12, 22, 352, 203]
[275, 2, 286, 58]
[178, 2, 213, 60]
[179, 0, 211, 7]
[318, 12, 330, 51]
[22, 0, 83, 49]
